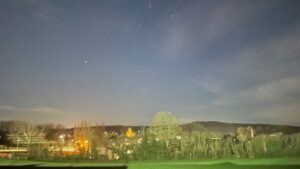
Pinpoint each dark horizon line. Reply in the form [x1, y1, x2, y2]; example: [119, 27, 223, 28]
[1, 119, 300, 128]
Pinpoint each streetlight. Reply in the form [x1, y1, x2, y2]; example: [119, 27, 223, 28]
[59, 134, 64, 139]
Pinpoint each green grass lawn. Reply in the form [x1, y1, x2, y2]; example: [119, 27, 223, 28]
[1, 158, 300, 169]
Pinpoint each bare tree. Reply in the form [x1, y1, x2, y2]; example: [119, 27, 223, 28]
[9, 121, 45, 159]
[10, 121, 33, 146]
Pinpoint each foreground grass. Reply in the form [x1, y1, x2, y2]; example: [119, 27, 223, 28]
[128, 159, 300, 169]
[1, 158, 300, 169]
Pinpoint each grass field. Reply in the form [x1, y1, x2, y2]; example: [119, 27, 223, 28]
[1, 158, 300, 169]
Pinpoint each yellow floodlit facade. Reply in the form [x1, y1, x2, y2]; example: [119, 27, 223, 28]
[126, 128, 136, 138]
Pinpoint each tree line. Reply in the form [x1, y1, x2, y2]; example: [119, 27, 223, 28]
[111, 112, 300, 160]
[2, 112, 300, 160]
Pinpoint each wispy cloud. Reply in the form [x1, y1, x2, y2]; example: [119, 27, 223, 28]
[157, 0, 281, 62]
[194, 24, 300, 94]
[242, 77, 300, 104]
[188, 23, 300, 125]
[190, 76, 223, 94]
[0, 105, 17, 111]
[0, 105, 75, 125]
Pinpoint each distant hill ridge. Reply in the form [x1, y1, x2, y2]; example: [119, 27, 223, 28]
[181, 121, 300, 135]
[1, 120, 300, 136]
[102, 121, 300, 135]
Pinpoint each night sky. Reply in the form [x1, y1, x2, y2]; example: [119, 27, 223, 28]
[1, 0, 300, 127]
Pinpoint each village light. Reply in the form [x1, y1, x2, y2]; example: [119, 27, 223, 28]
[59, 134, 64, 139]
[115, 155, 120, 160]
